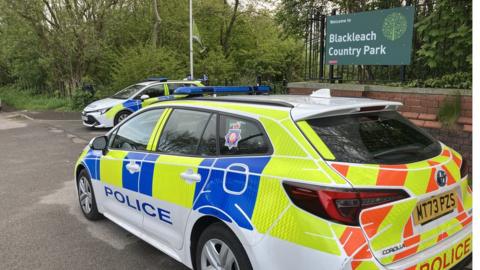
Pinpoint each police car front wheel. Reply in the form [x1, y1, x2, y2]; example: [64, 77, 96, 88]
[196, 223, 252, 270]
[77, 169, 102, 220]
[114, 111, 131, 125]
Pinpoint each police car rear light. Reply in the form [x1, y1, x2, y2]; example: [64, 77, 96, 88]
[284, 183, 408, 226]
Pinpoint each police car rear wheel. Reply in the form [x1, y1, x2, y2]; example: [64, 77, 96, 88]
[196, 223, 252, 270]
[77, 170, 102, 220]
[114, 111, 131, 125]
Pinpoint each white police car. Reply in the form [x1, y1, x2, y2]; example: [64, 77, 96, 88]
[75, 87, 472, 270]
[81, 78, 203, 128]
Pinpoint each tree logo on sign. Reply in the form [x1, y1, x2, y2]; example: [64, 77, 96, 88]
[382, 12, 407, 41]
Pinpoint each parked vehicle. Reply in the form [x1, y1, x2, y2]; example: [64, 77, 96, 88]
[81, 78, 203, 128]
[75, 88, 471, 270]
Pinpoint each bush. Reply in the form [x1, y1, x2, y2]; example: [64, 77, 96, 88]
[71, 90, 95, 111]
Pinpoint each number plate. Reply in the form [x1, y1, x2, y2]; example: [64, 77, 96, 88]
[413, 190, 456, 225]
[82, 116, 88, 121]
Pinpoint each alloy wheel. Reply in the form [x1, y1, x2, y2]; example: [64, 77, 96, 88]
[200, 239, 239, 270]
[78, 176, 93, 214]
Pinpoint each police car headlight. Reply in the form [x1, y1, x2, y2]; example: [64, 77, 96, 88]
[95, 107, 111, 114]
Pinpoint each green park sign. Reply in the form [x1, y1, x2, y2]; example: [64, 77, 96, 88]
[325, 6, 414, 65]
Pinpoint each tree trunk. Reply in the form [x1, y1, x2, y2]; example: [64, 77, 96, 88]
[221, 0, 240, 58]
[152, 0, 161, 48]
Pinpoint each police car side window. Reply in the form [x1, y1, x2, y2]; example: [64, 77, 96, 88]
[142, 84, 164, 98]
[219, 115, 269, 155]
[110, 109, 164, 151]
[157, 109, 212, 155]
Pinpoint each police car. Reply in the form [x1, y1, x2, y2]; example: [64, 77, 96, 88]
[75, 87, 472, 270]
[81, 78, 203, 128]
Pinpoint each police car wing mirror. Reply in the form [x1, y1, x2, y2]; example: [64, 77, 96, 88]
[90, 136, 108, 154]
[140, 94, 150, 100]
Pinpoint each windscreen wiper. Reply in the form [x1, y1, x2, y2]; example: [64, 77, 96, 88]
[373, 145, 424, 158]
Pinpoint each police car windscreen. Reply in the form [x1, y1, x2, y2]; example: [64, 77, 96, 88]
[306, 111, 441, 164]
[112, 84, 143, 99]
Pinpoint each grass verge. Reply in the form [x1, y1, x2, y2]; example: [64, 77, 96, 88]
[0, 86, 73, 111]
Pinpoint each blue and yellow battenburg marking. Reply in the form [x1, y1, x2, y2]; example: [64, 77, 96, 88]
[81, 149, 271, 230]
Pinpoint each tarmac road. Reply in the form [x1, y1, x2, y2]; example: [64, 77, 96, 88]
[0, 110, 472, 270]
[0, 111, 188, 270]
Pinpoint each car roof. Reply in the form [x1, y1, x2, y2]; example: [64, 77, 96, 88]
[161, 94, 402, 121]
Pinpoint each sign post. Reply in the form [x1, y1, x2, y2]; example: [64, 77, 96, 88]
[325, 6, 415, 66]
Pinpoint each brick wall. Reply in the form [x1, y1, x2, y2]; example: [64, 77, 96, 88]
[288, 83, 472, 176]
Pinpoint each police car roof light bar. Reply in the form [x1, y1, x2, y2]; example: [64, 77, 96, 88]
[145, 77, 168, 82]
[174, 85, 271, 95]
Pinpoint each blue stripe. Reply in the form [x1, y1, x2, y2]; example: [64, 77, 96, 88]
[122, 152, 147, 192]
[139, 154, 160, 196]
[123, 99, 142, 112]
[84, 149, 101, 180]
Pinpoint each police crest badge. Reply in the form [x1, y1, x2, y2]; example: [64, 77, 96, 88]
[224, 121, 242, 150]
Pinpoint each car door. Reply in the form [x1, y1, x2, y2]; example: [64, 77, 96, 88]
[192, 114, 272, 231]
[140, 108, 216, 250]
[97, 108, 165, 232]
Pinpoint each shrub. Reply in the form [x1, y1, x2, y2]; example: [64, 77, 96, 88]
[438, 94, 461, 126]
[71, 90, 95, 111]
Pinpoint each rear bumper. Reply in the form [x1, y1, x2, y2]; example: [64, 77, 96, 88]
[384, 223, 472, 270]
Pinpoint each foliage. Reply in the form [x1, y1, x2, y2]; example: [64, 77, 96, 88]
[0, 86, 71, 111]
[0, 0, 303, 104]
[437, 94, 461, 127]
[105, 46, 187, 96]
[391, 72, 471, 89]
[71, 90, 96, 111]
[0, 0, 471, 112]
[415, 0, 472, 73]
[276, 0, 472, 86]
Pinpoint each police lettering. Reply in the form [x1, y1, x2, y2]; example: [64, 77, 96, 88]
[104, 186, 172, 225]
[418, 237, 471, 270]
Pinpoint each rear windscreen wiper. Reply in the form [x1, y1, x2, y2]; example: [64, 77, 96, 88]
[373, 145, 424, 158]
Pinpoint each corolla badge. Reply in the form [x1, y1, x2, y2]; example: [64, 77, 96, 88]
[436, 169, 448, 187]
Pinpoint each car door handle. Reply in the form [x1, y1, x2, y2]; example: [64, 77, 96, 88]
[180, 169, 201, 183]
[126, 161, 141, 174]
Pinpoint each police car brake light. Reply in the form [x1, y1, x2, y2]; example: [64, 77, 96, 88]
[283, 183, 409, 226]
[173, 85, 271, 95]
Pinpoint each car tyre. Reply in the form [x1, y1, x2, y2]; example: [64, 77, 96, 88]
[195, 222, 252, 270]
[77, 169, 103, 220]
[114, 110, 131, 125]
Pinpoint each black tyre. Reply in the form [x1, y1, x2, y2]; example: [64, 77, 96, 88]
[195, 223, 252, 270]
[114, 110, 131, 125]
[77, 169, 103, 220]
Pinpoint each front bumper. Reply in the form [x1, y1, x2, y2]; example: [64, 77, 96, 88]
[81, 111, 113, 128]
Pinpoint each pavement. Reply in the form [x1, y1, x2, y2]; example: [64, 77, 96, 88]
[0, 110, 187, 270]
[0, 109, 473, 270]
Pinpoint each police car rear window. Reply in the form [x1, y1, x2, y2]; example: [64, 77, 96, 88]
[306, 111, 441, 164]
